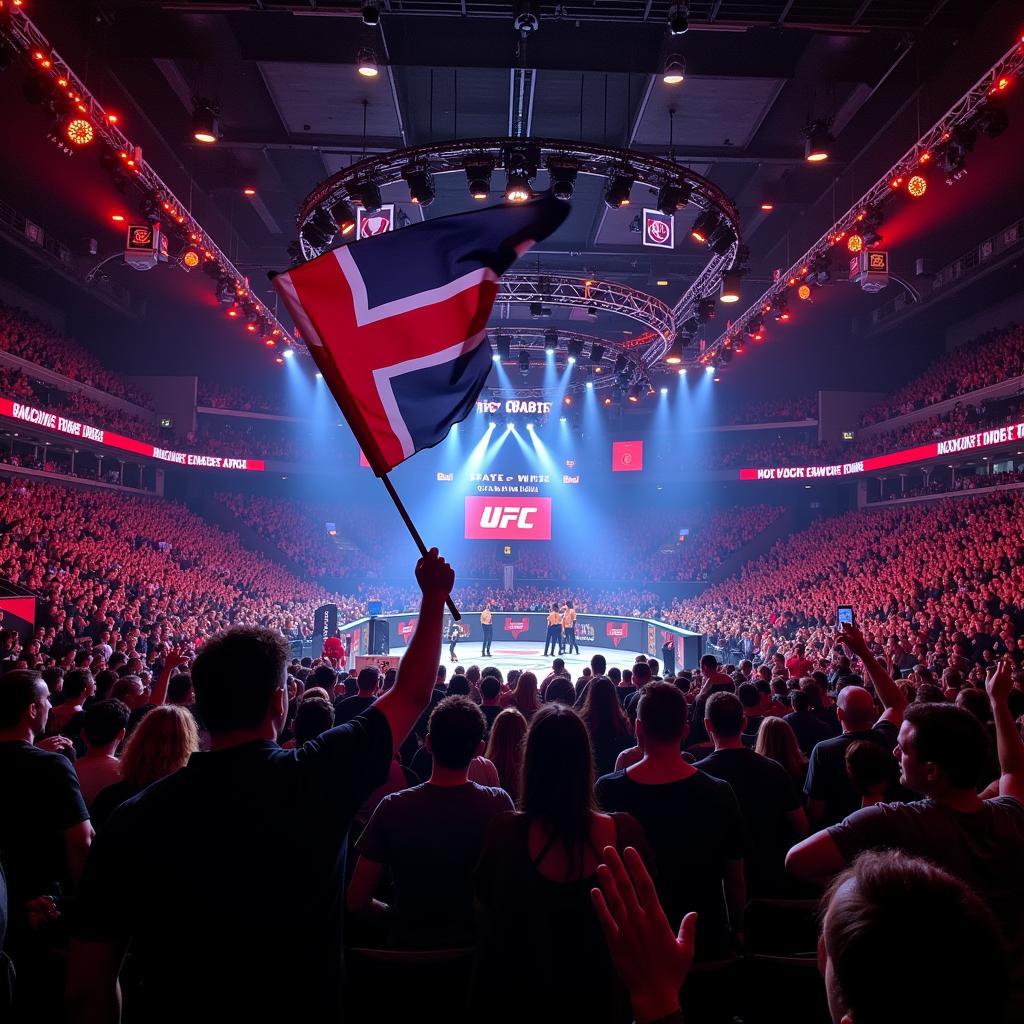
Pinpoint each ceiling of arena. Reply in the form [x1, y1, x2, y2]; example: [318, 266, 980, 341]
[2, 0, 1022, 393]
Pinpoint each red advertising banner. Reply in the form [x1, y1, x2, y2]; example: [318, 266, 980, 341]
[612, 440, 643, 472]
[739, 421, 1024, 482]
[605, 621, 629, 647]
[465, 496, 553, 540]
[0, 396, 265, 472]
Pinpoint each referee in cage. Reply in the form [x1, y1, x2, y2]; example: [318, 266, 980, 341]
[480, 603, 493, 657]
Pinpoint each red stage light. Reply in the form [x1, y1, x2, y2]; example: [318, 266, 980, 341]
[797, 284, 811, 300]
[65, 118, 93, 146]
[226, 306, 239, 318]
[760, 200, 774, 211]
[107, 112, 119, 124]
[243, 186, 256, 197]
[907, 174, 928, 198]
[778, 311, 791, 321]
[245, 322, 257, 333]
[274, 356, 284, 364]
[847, 234, 863, 253]
[110, 213, 125, 223]
[264, 337, 276, 347]
[181, 248, 201, 269]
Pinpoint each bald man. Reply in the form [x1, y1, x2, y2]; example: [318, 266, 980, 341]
[803, 624, 908, 826]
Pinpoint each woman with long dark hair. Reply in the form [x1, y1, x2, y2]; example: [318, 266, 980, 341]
[473, 704, 650, 1023]
[579, 675, 633, 777]
[499, 669, 540, 722]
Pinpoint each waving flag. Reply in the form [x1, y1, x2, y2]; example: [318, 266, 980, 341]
[273, 197, 568, 476]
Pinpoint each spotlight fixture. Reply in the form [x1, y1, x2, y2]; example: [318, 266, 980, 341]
[662, 56, 686, 85]
[690, 209, 720, 245]
[774, 299, 791, 322]
[759, 192, 775, 212]
[566, 337, 584, 362]
[353, 181, 382, 211]
[544, 329, 558, 353]
[216, 276, 236, 304]
[665, 335, 684, 365]
[402, 164, 435, 207]
[656, 181, 692, 215]
[906, 173, 928, 198]
[860, 208, 883, 247]
[628, 383, 642, 403]
[361, 1, 380, 26]
[745, 319, 764, 338]
[63, 116, 94, 147]
[847, 233, 863, 253]
[513, 0, 540, 33]
[797, 283, 811, 300]
[681, 315, 699, 334]
[329, 199, 357, 235]
[181, 246, 201, 270]
[604, 170, 635, 209]
[504, 146, 537, 202]
[974, 101, 1009, 139]
[590, 343, 605, 365]
[709, 223, 737, 256]
[719, 270, 741, 303]
[586, 303, 599, 320]
[548, 158, 578, 201]
[465, 158, 493, 200]
[242, 186, 257, 197]
[668, 2, 689, 34]
[614, 353, 628, 374]
[803, 120, 833, 162]
[356, 47, 379, 78]
[496, 334, 512, 361]
[518, 348, 531, 376]
[529, 302, 550, 319]
[191, 99, 219, 143]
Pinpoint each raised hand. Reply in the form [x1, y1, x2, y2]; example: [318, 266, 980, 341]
[37, 735, 73, 754]
[837, 620, 868, 656]
[986, 656, 1013, 705]
[591, 845, 697, 1023]
[414, 548, 455, 602]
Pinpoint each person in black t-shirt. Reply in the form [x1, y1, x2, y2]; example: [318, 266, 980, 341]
[696, 692, 807, 897]
[348, 696, 512, 946]
[479, 674, 503, 735]
[0, 670, 92, 1016]
[596, 683, 745, 960]
[67, 550, 455, 1024]
[334, 666, 380, 724]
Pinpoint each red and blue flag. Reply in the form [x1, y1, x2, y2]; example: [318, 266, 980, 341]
[273, 197, 568, 475]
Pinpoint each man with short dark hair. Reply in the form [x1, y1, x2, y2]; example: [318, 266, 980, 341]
[697, 692, 807, 897]
[68, 551, 454, 1023]
[788, 657, 1024, 1017]
[334, 666, 380, 725]
[544, 603, 561, 658]
[0, 670, 93, 1012]
[46, 668, 95, 741]
[75, 701, 129, 806]
[687, 654, 734, 747]
[479, 675, 503, 733]
[348, 696, 512, 946]
[596, 682, 745, 960]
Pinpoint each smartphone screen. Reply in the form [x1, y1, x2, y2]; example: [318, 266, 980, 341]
[838, 606, 854, 627]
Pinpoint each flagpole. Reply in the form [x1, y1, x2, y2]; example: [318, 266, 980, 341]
[380, 473, 461, 621]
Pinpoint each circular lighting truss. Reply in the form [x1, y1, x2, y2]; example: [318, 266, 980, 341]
[486, 327, 653, 400]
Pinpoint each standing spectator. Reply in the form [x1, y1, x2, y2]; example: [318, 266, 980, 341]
[500, 670, 540, 721]
[473, 704, 649, 1023]
[74, 701, 129, 807]
[0, 670, 92, 1016]
[696, 692, 808, 897]
[348, 696, 513, 946]
[484, 708, 528, 803]
[755, 716, 808, 790]
[334, 666, 380, 725]
[66, 550, 453, 1024]
[579, 676, 633, 777]
[478, 673, 503, 734]
[784, 689, 836, 756]
[596, 683, 746, 960]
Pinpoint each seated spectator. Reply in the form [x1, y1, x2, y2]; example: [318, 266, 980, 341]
[787, 659, 1024, 1016]
[579, 675, 633, 777]
[0, 670, 92, 1016]
[545, 677, 576, 706]
[595, 682, 745, 960]
[74, 701, 129, 806]
[89, 705, 199, 830]
[484, 708, 528, 803]
[500, 669, 540, 721]
[348, 696, 513, 946]
[697, 692, 808, 897]
[473, 704, 650, 1023]
[67, 550, 453, 1023]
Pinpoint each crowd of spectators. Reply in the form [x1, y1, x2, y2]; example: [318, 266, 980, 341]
[2, 544, 1022, 1022]
[197, 381, 285, 414]
[860, 322, 1024, 426]
[727, 395, 817, 425]
[867, 467, 1024, 505]
[0, 305, 153, 409]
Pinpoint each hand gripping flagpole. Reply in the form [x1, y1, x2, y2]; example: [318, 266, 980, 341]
[380, 473, 461, 622]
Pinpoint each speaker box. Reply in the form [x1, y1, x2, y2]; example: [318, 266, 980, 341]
[368, 618, 390, 655]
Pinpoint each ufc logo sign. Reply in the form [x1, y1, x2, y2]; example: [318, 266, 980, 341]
[480, 506, 537, 530]
[465, 496, 551, 540]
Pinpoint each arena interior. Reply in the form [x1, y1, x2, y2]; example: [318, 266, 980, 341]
[1, 2, 1024, 1022]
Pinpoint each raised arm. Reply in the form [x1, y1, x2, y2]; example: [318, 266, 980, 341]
[373, 548, 454, 755]
[838, 622, 906, 726]
[986, 656, 1024, 804]
[148, 646, 188, 708]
